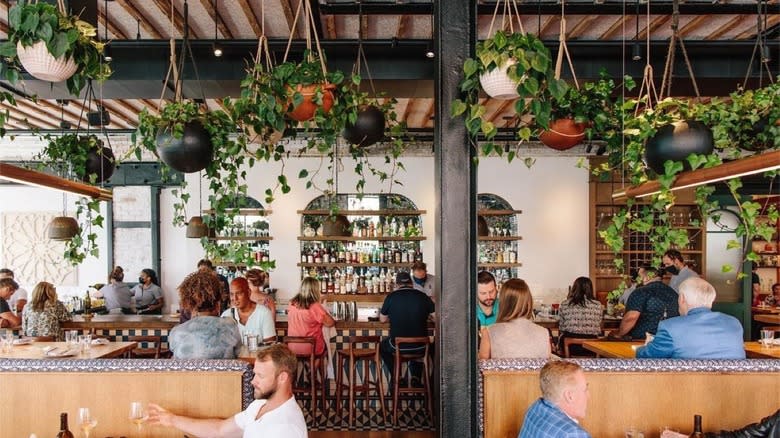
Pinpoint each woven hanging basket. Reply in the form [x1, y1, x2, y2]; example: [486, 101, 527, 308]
[185, 216, 209, 238]
[479, 59, 520, 100]
[48, 216, 79, 240]
[17, 41, 77, 83]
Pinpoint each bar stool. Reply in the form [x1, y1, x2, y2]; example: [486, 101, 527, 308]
[392, 336, 433, 425]
[334, 335, 387, 426]
[283, 336, 328, 422]
[127, 335, 170, 358]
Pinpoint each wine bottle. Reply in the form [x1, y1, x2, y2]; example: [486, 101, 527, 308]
[689, 414, 703, 438]
[55, 412, 75, 438]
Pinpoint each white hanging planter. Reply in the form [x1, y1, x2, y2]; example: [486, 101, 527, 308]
[17, 41, 77, 83]
[479, 59, 520, 100]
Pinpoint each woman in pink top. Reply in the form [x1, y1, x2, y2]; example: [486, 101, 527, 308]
[287, 277, 335, 359]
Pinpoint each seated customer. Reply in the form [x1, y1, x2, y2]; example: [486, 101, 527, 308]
[0, 278, 21, 328]
[22, 282, 71, 340]
[764, 283, 780, 307]
[636, 278, 745, 359]
[479, 278, 550, 359]
[221, 277, 275, 342]
[169, 271, 241, 359]
[476, 271, 499, 328]
[518, 360, 591, 438]
[557, 277, 603, 355]
[287, 277, 335, 367]
[609, 264, 679, 340]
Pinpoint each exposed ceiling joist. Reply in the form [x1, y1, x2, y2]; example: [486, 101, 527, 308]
[199, 0, 233, 39]
[114, 0, 164, 39]
[236, 0, 263, 38]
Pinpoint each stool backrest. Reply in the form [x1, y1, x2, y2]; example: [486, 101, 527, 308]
[282, 336, 316, 361]
[394, 336, 430, 361]
[346, 335, 380, 349]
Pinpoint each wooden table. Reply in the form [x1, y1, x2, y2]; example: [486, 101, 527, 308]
[754, 314, 780, 324]
[0, 341, 137, 359]
[752, 306, 780, 314]
[582, 340, 644, 358]
[534, 316, 622, 330]
[744, 341, 780, 359]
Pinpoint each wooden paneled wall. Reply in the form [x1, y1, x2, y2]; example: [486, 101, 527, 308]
[483, 369, 780, 438]
[1, 370, 246, 437]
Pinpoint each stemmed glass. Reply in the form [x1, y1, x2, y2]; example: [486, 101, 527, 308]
[129, 402, 147, 436]
[78, 407, 97, 438]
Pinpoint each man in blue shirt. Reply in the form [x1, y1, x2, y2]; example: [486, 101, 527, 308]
[636, 277, 745, 359]
[519, 360, 591, 438]
[476, 271, 499, 328]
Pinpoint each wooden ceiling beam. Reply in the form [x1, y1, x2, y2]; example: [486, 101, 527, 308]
[2, 103, 59, 129]
[280, 0, 298, 39]
[487, 99, 514, 124]
[706, 15, 745, 40]
[735, 14, 780, 39]
[396, 15, 408, 39]
[638, 15, 670, 40]
[422, 99, 434, 129]
[62, 99, 129, 130]
[568, 16, 598, 39]
[93, 100, 136, 129]
[98, 2, 128, 40]
[325, 15, 336, 39]
[601, 16, 632, 40]
[678, 15, 710, 38]
[401, 98, 415, 125]
[34, 100, 91, 128]
[114, 0, 163, 39]
[198, 0, 234, 39]
[237, 0, 262, 38]
[150, 0, 190, 38]
[540, 16, 559, 36]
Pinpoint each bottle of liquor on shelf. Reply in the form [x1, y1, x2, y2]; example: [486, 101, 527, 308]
[398, 220, 406, 236]
[56, 412, 75, 438]
[320, 273, 328, 294]
[689, 414, 703, 437]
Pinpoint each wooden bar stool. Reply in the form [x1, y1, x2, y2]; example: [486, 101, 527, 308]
[127, 335, 169, 358]
[334, 335, 387, 426]
[392, 336, 433, 426]
[283, 336, 328, 422]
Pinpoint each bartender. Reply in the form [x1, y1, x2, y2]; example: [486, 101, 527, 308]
[132, 269, 164, 314]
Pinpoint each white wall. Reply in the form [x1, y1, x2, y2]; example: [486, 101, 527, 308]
[0, 154, 591, 311]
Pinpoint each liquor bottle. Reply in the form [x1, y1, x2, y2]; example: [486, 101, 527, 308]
[56, 412, 75, 438]
[83, 291, 91, 314]
[689, 414, 703, 438]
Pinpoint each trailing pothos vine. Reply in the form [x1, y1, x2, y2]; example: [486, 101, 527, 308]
[62, 197, 103, 266]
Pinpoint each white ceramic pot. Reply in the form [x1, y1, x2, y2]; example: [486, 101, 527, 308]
[479, 59, 520, 100]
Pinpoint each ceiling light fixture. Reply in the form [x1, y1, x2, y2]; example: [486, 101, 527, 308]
[632, 0, 641, 61]
[0, 163, 113, 202]
[212, 0, 222, 57]
[103, 0, 112, 62]
[612, 150, 780, 200]
[425, 41, 435, 59]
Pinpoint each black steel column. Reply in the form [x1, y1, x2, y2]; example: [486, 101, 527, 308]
[151, 186, 162, 284]
[435, 0, 477, 435]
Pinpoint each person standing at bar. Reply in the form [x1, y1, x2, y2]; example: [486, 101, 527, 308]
[99, 266, 135, 314]
[0, 278, 21, 328]
[0, 268, 26, 314]
[132, 268, 164, 314]
[476, 271, 499, 328]
[662, 249, 698, 293]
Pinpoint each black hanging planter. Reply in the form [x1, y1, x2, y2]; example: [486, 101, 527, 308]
[741, 117, 773, 152]
[342, 105, 386, 147]
[83, 140, 115, 183]
[156, 120, 214, 173]
[644, 120, 714, 174]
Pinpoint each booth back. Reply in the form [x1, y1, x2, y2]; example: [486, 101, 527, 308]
[481, 359, 780, 438]
[0, 358, 253, 438]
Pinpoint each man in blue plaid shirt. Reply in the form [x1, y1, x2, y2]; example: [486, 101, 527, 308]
[518, 361, 591, 438]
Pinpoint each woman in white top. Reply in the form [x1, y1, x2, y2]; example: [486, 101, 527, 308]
[221, 277, 275, 343]
[478, 278, 551, 359]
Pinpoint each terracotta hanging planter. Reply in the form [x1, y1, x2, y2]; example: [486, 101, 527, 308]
[343, 105, 386, 147]
[539, 118, 587, 151]
[286, 83, 336, 122]
[155, 120, 214, 173]
[644, 120, 714, 174]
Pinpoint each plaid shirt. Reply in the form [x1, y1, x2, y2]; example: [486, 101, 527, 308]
[518, 398, 591, 438]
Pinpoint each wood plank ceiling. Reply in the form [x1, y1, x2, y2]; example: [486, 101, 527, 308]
[0, 0, 776, 134]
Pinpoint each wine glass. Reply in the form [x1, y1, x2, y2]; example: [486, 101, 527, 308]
[78, 407, 97, 438]
[129, 402, 147, 436]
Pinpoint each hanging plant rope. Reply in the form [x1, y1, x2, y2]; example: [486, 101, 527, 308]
[634, 0, 659, 115]
[487, 0, 525, 36]
[283, 0, 328, 75]
[742, 0, 774, 89]
[659, 0, 700, 100]
[553, 0, 578, 90]
[158, 0, 206, 107]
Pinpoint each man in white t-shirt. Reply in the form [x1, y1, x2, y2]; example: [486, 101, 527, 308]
[0, 269, 27, 313]
[147, 344, 307, 437]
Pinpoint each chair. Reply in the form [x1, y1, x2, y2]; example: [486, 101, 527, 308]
[127, 336, 169, 359]
[334, 335, 387, 426]
[563, 337, 597, 358]
[392, 336, 433, 426]
[283, 336, 328, 422]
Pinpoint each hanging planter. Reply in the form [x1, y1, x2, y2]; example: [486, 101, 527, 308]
[185, 216, 209, 238]
[479, 59, 521, 100]
[48, 216, 79, 241]
[155, 119, 214, 173]
[83, 140, 115, 183]
[644, 120, 714, 174]
[286, 83, 336, 122]
[343, 105, 386, 147]
[539, 118, 587, 151]
[39, 134, 116, 184]
[16, 41, 77, 83]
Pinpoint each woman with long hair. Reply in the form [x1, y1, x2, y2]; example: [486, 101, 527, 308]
[245, 269, 276, 321]
[168, 271, 241, 359]
[557, 276, 604, 355]
[287, 277, 335, 359]
[99, 266, 135, 314]
[220, 277, 275, 342]
[22, 282, 71, 340]
[478, 278, 551, 359]
[132, 268, 164, 314]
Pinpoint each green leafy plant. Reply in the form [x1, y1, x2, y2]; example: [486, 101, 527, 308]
[0, 0, 111, 96]
[451, 30, 568, 159]
[62, 197, 103, 266]
[545, 71, 618, 141]
[38, 133, 112, 184]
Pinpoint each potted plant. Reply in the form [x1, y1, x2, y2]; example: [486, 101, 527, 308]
[39, 133, 115, 183]
[452, 30, 568, 154]
[0, 0, 111, 96]
[272, 51, 339, 123]
[539, 72, 617, 151]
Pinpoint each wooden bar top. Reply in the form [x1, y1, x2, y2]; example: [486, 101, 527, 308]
[63, 314, 180, 330]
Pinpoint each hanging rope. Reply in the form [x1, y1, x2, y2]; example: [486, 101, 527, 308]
[252, 0, 273, 101]
[742, 0, 774, 89]
[283, 0, 328, 77]
[158, 1, 206, 107]
[553, 0, 578, 89]
[353, 1, 377, 96]
[487, 0, 525, 37]
[634, 0, 659, 115]
[659, 0, 700, 99]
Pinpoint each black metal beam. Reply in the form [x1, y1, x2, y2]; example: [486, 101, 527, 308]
[436, 0, 478, 437]
[320, 1, 777, 16]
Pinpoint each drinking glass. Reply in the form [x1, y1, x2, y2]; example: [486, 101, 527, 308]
[129, 401, 147, 436]
[79, 334, 92, 353]
[760, 329, 775, 346]
[78, 407, 97, 438]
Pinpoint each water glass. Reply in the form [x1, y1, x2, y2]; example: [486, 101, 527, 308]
[66, 330, 79, 346]
[79, 334, 92, 352]
[247, 334, 259, 352]
[760, 329, 775, 346]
